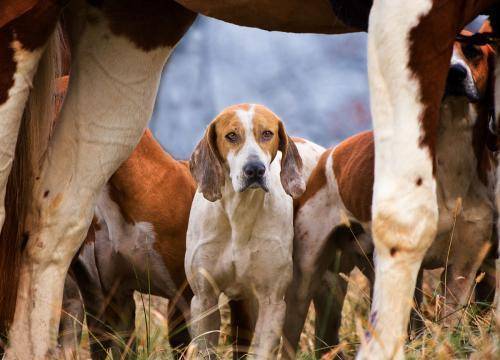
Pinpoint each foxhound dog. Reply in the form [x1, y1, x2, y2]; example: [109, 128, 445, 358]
[186, 104, 306, 358]
[284, 27, 497, 357]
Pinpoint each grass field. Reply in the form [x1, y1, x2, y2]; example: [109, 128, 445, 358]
[64, 268, 499, 359]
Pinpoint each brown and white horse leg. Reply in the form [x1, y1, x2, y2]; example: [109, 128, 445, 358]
[357, 1, 464, 358]
[0, 8, 61, 335]
[5, 4, 194, 358]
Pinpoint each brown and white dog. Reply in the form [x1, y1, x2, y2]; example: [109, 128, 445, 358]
[59, 129, 196, 359]
[283, 28, 497, 357]
[185, 104, 306, 359]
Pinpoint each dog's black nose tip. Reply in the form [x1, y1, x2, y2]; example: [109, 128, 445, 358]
[445, 64, 469, 98]
[243, 162, 266, 179]
[448, 64, 467, 82]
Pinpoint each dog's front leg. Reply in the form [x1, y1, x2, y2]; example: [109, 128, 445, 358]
[251, 297, 286, 359]
[439, 219, 493, 326]
[189, 292, 221, 358]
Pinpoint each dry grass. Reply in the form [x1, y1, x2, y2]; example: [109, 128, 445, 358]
[65, 267, 498, 359]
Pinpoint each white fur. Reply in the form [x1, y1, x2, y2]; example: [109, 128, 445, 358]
[293, 139, 325, 180]
[0, 41, 43, 234]
[186, 121, 296, 358]
[450, 50, 478, 98]
[227, 104, 273, 192]
[5, 7, 174, 358]
[358, 1, 436, 359]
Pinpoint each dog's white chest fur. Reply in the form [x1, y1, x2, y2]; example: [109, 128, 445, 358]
[185, 158, 294, 299]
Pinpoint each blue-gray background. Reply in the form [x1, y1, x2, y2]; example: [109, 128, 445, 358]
[149, 16, 369, 158]
[149, 15, 486, 159]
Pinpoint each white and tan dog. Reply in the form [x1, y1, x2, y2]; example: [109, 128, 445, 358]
[186, 104, 306, 358]
[283, 28, 497, 357]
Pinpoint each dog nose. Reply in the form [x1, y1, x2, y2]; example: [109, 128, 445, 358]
[243, 162, 266, 179]
[445, 63, 469, 98]
[448, 64, 467, 83]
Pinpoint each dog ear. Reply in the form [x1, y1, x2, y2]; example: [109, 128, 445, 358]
[190, 123, 225, 201]
[278, 121, 306, 198]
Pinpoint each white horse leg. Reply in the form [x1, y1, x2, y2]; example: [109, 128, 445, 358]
[5, 4, 193, 357]
[357, 0, 447, 358]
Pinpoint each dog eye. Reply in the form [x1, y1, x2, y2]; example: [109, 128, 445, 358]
[262, 130, 274, 141]
[225, 132, 239, 143]
[462, 43, 482, 60]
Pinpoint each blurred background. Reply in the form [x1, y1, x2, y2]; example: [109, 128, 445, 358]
[149, 15, 487, 159]
[149, 15, 370, 158]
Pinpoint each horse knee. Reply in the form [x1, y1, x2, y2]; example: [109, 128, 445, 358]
[372, 189, 438, 260]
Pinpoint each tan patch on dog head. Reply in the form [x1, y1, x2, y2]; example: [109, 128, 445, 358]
[252, 104, 282, 161]
[212, 105, 249, 161]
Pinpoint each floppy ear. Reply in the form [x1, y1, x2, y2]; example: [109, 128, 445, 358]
[278, 121, 306, 198]
[190, 123, 225, 201]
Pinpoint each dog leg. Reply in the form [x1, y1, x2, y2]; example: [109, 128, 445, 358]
[282, 223, 341, 357]
[313, 271, 349, 357]
[313, 248, 361, 358]
[167, 299, 192, 357]
[4, 5, 182, 357]
[190, 293, 221, 358]
[229, 299, 257, 359]
[58, 272, 84, 359]
[409, 270, 424, 337]
[440, 217, 492, 327]
[251, 296, 286, 359]
[102, 291, 137, 359]
[282, 269, 317, 358]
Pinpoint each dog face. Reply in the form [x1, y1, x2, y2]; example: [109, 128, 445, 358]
[190, 104, 305, 201]
[445, 29, 493, 103]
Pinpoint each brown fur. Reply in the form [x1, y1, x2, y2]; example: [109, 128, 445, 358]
[294, 148, 331, 212]
[109, 129, 197, 288]
[174, 0, 363, 34]
[0, 0, 38, 28]
[333, 131, 374, 222]
[408, 0, 495, 160]
[100, 0, 197, 51]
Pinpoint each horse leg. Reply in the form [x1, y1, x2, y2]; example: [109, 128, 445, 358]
[5, 3, 195, 358]
[0, 1, 62, 335]
[356, 0, 486, 358]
